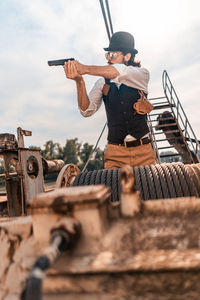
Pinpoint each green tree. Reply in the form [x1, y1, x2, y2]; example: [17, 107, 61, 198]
[63, 138, 81, 165]
[29, 146, 41, 151]
[93, 148, 104, 170]
[79, 143, 104, 171]
[41, 140, 63, 160]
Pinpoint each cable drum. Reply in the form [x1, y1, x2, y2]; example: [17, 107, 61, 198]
[134, 163, 199, 200]
[72, 169, 121, 202]
[72, 162, 199, 202]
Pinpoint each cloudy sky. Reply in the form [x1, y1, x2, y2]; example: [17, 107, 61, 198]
[0, 0, 200, 150]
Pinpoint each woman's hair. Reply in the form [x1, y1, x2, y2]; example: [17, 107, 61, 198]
[123, 52, 141, 67]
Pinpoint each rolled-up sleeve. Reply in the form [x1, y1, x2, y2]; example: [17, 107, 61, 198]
[80, 78, 105, 117]
[112, 64, 150, 94]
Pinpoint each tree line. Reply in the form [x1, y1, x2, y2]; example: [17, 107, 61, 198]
[0, 138, 104, 183]
[31, 138, 104, 171]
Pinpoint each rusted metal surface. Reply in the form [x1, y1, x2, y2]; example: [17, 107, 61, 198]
[1, 138, 200, 299]
[0, 128, 68, 217]
[55, 163, 80, 188]
[0, 133, 18, 150]
[17, 127, 32, 148]
[42, 159, 65, 174]
[120, 165, 141, 216]
[19, 149, 44, 205]
[2, 182, 200, 299]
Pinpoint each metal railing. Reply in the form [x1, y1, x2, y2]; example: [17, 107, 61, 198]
[148, 70, 200, 163]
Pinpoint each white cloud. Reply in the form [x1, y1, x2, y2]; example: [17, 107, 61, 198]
[0, 0, 200, 150]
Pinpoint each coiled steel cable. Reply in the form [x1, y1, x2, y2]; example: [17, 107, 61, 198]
[73, 169, 120, 202]
[112, 169, 120, 202]
[84, 170, 93, 185]
[165, 163, 183, 197]
[95, 169, 104, 185]
[187, 164, 200, 196]
[154, 164, 170, 199]
[139, 166, 150, 200]
[144, 165, 157, 200]
[89, 169, 98, 185]
[177, 162, 198, 196]
[173, 163, 192, 196]
[160, 163, 177, 198]
[149, 164, 163, 199]
[133, 166, 144, 200]
[72, 163, 199, 201]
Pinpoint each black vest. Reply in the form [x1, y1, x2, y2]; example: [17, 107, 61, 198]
[103, 81, 149, 144]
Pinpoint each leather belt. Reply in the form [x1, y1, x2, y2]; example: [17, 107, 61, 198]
[108, 137, 151, 148]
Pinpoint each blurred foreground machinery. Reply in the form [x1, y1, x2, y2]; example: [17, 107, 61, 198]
[2, 129, 200, 299]
[1, 165, 200, 299]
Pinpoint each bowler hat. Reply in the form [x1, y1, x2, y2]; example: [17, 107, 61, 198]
[104, 31, 138, 54]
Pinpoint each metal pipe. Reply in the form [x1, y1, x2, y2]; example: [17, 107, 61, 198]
[42, 159, 65, 174]
[105, 0, 114, 35]
[99, 0, 111, 40]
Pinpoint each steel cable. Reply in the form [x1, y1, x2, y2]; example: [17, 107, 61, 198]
[106, 169, 113, 201]
[78, 171, 88, 186]
[112, 169, 120, 202]
[149, 165, 163, 199]
[84, 170, 93, 185]
[72, 172, 82, 186]
[117, 168, 122, 201]
[101, 169, 108, 185]
[144, 165, 157, 200]
[154, 164, 170, 199]
[72, 162, 200, 202]
[139, 166, 150, 200]
[89, 169, 99, 185]
[95, 169, 104, 185]
[166, 163, 183, 197]
[172, 163, 190, 196]
[160, 163, 177, 198]
[177, 162, 198, 196]
[133, 166, 144, 200]
[189, 165, 200, 196]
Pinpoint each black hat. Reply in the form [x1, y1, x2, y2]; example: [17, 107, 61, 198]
[104, 31, 138, 54]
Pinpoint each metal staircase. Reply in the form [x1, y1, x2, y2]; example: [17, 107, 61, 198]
[148, 70, 200, 164]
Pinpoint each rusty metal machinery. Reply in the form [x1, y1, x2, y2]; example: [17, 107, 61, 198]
[55, 163, 80, 188]
[72, 162, 200, 201]
[0, 128, 65, 217]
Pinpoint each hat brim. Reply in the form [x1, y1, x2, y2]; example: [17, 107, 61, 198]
[103, 46, 138, 54]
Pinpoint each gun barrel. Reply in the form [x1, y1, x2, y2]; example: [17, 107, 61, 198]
[48, 58, 75, 66]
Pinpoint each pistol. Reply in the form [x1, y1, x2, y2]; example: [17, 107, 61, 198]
[47, 58, 75, 66]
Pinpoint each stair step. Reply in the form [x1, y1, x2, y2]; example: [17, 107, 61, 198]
[160, 153, 180, 158]
[152, 123, 177, 129]
[152, 104, 176, 110]
[158, 146, 175, 150]
[148, 117, 176, 123]
[154, 129, 180, 135]
[148, 96, 166, 101]
[149, 112, 174, 117]
[153, 101, 171, 105]
[156, 136, 185, 142]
